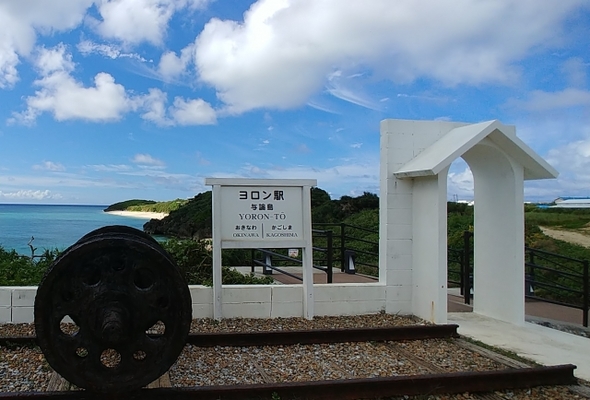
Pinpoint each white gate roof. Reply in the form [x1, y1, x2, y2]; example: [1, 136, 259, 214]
[394, 120, 558, 180]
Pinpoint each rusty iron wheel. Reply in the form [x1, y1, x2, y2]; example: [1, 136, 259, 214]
[34, 226, 192, 392]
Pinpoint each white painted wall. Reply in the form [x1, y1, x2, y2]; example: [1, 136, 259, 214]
[0, 283, 386, 324]
[379, 119, 464, 321]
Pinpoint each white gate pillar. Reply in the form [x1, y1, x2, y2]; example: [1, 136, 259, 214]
[412, 169, 449, 323]
[463, 143, 525, 325]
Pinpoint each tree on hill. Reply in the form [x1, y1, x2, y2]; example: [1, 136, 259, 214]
[104, 199, 156, 212]
[143, 191, 212, 239]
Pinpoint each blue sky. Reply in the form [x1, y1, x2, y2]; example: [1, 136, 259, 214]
[0, 0, 589, 205]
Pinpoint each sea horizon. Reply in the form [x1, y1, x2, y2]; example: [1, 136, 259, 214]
[0, 202, 109, 207]
[0, 204, 155, 255]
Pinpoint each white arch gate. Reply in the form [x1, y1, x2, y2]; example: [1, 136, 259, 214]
[379, 119, 558, 325]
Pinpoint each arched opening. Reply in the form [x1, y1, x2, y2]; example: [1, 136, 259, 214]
[446, 159, 474, 312]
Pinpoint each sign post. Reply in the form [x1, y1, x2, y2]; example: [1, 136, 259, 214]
[205, 178, 317, 320]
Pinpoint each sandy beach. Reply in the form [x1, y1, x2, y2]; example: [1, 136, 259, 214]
[104, 210, 169, 220]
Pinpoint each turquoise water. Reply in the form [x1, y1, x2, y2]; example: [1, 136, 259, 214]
[0, 204, 153, 255]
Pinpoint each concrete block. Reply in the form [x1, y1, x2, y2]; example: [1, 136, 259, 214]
[12, 288, 37, 307]
[386, 193, 412, 209]
[222, 285, 271, 303]
[189, 286, 213, 304]
[12, 307, 34, 324]
[192, 303, 213, 319]
[0, 307, 10, 323]
[270, 301, 303, 318]
[386, 285, 412, 302]
[314, 284, 385, 302]
[315, 300, 383, 316]
[387, 239, 413, 256]
[385, 269, 413, 286]
[222, 302, 271, 319]
[387, 223, 412, 240]
[390, 208, 413, 225]
[271, 285, 302, 302]
[0, 289, 11, 306]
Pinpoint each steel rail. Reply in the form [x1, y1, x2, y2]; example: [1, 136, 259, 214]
[0, 364, 577, 399]
[0, 324, 459, 348]
[186, 324, 459, 347]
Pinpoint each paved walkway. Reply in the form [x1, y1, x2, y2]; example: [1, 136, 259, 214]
[449, 312, 590, 381]
[448, 290, 588, 327]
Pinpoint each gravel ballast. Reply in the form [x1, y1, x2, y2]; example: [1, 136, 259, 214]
[0, 314, 587, 399]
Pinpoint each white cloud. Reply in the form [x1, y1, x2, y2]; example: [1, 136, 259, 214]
[325, 71, 383, 111]
[508, 88, 590, 112]
[12, 44, 217, 125]
[522, 134, 590, 199]
[88, 0, 210, 46]
[132, 154, 166, 167]
[35, 44, 75, 75]
[0, 46, 19, 89]
[11, 44, 142, 124]
[561, 57, 588, 88]
[158, 43, 195, 80]
[447, 166, 474, 199]
[228, 159, 380, 197]
[546, 136, 590, 176]
[139, 89, 217, 126]
[140, 88, 172, 126]
[169, 97, 217, 125]
[18, 71, 133, 123]
[87, 164, 132, 172]
[0, 189, 61, 200]
[194, 0, 586, 114]
[350, 143, 362, 149]
[0, 0, 93, 89]
[32, 161, 66, 172]
[77, 40, 146, 61]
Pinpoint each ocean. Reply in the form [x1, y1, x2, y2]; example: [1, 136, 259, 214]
[0, 204, 154, 255]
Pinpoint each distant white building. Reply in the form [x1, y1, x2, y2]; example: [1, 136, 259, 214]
[552, 197, 590, 208]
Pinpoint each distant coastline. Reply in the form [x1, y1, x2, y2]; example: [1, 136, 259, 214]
[104, 210, 168, 220]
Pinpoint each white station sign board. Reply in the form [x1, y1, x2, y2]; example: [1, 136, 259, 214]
[206, 178, 316, 249]
[220, 186, 303, 244]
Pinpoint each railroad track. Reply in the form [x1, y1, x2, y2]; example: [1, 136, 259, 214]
[0, 324, 583, 399]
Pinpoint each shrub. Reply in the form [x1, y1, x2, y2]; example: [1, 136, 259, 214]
[0, 247, 60, 286]
[161, 239, 273, 286]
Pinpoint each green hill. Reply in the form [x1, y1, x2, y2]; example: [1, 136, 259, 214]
[104, 199, 156, 212]
[105, 199, 188, 214]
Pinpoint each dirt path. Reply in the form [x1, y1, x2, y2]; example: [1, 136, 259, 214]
[540, 226, 590, 248]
